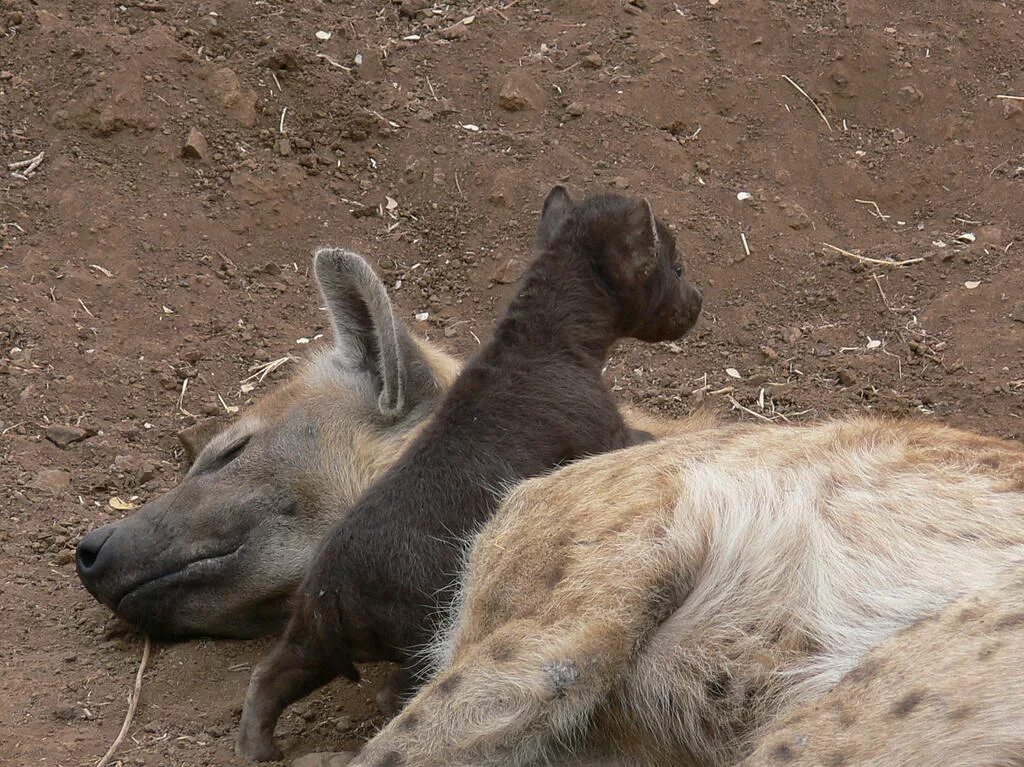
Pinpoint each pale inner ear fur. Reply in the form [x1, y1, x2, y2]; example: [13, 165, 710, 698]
[313, 247, 408, 418]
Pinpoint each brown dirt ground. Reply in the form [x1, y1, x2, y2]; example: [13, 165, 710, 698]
[2, 0, 1023, 765]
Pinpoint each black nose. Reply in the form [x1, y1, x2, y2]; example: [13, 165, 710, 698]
[76, 525, 117, 578]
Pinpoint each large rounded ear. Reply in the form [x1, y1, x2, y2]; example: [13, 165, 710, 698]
[535, 185, 575, 249]
[621, 197, 660, 281]
[313, 247, 413, 418]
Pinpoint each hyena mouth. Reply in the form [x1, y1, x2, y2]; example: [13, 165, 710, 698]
[115, 544, 245, 611]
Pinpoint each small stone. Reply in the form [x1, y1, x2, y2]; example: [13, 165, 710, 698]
[45, 424, 91, 448]
[1003, 99, 1023, 120]
[783, 326, 803, 344]
[610, 176, 630, 189]
[52, 705, 83, 722]
[566, 102, 585, 117]
[440, 22, 469, 40]
[277, 138, 292, 156]
[777, 199, 812, 230]
[1011, 301, 1024, 324]
[897, 84, 924, 104]
[581, 52, 604, 69]
[498, 72, 544, 112]
[30, 468, 72, 495]
[264, 48, 299, 71]
[977, 225, 1004, 245]
[399, 0, 430, 17]
[181, 127, 210, 161]
[837, 368, 857, 386]
[209, 66, 258, 127]
[695, 160, 711, 174]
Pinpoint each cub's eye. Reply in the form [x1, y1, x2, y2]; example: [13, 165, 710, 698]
[673, 263, 684, 277]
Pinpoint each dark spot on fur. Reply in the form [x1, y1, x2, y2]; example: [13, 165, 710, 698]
[643, 579, 677, 625]
[544, 660, 579, 697]
[949, 705, 973, 722]
[436, 672, 462, 697]
[891, 690, 924, 718]
[543, 562, 566, 591]
[488, 638, 515, 663]
[826, 753, 849, 767]
[705, 671, 732, 701]
[958, 606, 985, 624]
[375, 752, 404, 767]
[995, 611, 1024, 631]
[770, 743, 795, 762]
[843, 657, 882, 685]
[396, 713, 419, 732]
[978, 641, 1001, 661]
[836, 702, 857, 729]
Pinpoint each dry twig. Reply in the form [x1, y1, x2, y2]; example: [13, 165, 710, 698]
[96, 636, 151, 767]
[782, 75, 832, 131]
[726, 395, 774, 423]
[821, 242, 923, 267]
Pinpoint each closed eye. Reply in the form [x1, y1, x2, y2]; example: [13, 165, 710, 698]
[203, 436, 250, 473]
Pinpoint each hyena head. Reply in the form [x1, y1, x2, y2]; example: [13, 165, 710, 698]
[75, 248, 459, 638]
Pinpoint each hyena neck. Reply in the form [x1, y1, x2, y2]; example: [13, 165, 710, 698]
[494, 248, 620, 363]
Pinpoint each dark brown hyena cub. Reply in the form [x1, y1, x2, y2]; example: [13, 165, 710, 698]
[236, 186, 703, 761]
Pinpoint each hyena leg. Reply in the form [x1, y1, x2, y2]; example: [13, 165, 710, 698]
[349, 610, 652, 767]
[236, 632, 350, 762]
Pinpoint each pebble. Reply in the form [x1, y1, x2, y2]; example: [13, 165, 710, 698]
[440, 22, 469, 40]
[399, 0, 430, 17]
[209, 66, 258, 127]
[581, 52, 604, 69]
[498, 72, 544, 112]
[181, 127, 210, 161]
[45, 424, 91, 448]
[29, 468, 72, 495]
[566, 102, 585, 117]
[1011, 301, 1024, 324]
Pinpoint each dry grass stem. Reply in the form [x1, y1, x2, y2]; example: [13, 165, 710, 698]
[95, 636, 151, 767]
[782, 75, 833, 131]
[242, 356, 294, 385]
[822, 242, 923, 267]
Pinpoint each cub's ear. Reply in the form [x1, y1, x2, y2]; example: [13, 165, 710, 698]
[536, 185, 575, 249]
[622, 197, 660, 278]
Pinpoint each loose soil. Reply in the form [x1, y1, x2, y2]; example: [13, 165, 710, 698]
[2, 1, 1022, 765]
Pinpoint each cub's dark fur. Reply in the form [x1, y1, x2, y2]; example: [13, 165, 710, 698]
[237, 187, 703, 761]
